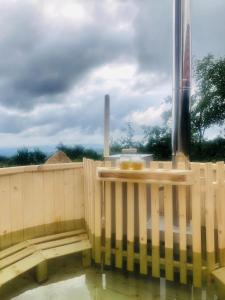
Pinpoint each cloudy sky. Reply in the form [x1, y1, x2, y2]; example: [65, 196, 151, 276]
[0, 0, 225, 149]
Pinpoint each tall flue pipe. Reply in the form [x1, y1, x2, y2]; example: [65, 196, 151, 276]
[104, 94, 110, 157]
[172, 0, 191, 167]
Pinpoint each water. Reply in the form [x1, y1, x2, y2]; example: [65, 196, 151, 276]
[0, 255, 218, 300]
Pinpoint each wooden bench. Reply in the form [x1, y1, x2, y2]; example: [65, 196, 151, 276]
[0, 229, 91, 288]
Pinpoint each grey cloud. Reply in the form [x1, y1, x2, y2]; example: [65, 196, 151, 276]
[0, 1, 133, 110]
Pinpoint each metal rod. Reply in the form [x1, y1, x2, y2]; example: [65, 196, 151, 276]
[104, 94, 110, 157]
[172, 0, 191, 167]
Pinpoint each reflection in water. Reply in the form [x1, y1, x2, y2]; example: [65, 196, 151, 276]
[11, 270, 218, 300]
[1, 257, 218, 300]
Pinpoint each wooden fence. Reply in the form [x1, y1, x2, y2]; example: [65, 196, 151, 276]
[0, 163, 85, 251]
[83, 159, 225, 288]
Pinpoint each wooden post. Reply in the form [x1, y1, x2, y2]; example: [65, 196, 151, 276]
[216, 162, 225, 267]
[36, 261, 48, 283]
[82, 249, 91, 267]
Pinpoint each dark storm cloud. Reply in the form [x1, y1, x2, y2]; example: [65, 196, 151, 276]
[0, 0, 225, 142]
[0, 1, 133, 110]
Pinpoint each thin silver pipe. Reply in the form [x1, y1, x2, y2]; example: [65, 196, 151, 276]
[172, 0, 191, 167]
[104, 94, 110, 157]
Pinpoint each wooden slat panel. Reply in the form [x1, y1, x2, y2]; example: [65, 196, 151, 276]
[205, 163, 216, 280]
[192, 164, 202, 287]
[216, 162, 225, 267]
[0, 176, 11, 249]
[10, 174, 24, 245]
[43, 171, 55, 235]
[64, 169, 75, 231]
[54, 170, 65, 233]
[105, 181, 112, 266]
[178, 185, 187, 284]
[151, 184, 160, 277]
[127, 182, 134, 272]
[23, 172, 34, 240]
[138, 182, 147, 274]
[33, 172, 45, 238]
[164, 185, 174, 281]
[115, 182, 123, 268]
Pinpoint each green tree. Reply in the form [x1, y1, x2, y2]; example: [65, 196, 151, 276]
[192, 54, 225, 143]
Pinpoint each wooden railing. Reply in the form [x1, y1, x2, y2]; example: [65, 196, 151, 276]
[83, 159, 225, 288]
[0, 163, 85, 251]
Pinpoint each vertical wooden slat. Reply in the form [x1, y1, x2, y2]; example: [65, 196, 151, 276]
[191, 164, 202, 287]
[105, 181, 112, 266]
[94, 168, 102, 264]
[164, 185, 174, 281]
[127, 182, 135, 271]
[115, 181, 123, 268]
[216, 162, 225, 267]
[205, 163, 216, 280]
[178, 185, 187, 284]
[90, 160, 96, 259]
[151, 184, 160, 277]
[139, 183, 147, 274]
[0, 176, 11, 249]
[10, 174, 23, 245]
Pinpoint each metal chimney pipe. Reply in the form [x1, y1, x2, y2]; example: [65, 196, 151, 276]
[104, 94, 110, 157]
[172, 0, 191, 167]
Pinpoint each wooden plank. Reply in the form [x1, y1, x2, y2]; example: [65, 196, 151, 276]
[94, 177, 102, 264]
[205, 163, 216, 280]
[0, 176, 11, 250]
[151, 184, 160, 278]
[178, 185, 187, 284]
[28, 229, 85, 244]
[0, 241, 28, 260]
[97, 168, 193, 185]
[10, 174, 24, 245]
[216, 162, 225, 267]
[105, 181, 112, 266]
[35, 261, 48, 283]
[127, 182, 134, 272]
[0, 252, 44, 287]
[191, 164, 202, 287]
[34, 234, 88, 250]
[115, 182, 123, 268]
[0, 247, 35, 270]
[42, 239, 91, 259]
[138, 183, 147, 275]
[164, 185, 174, 281]
[43, 171, 55, 235]
[0, 162, 83, 176]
